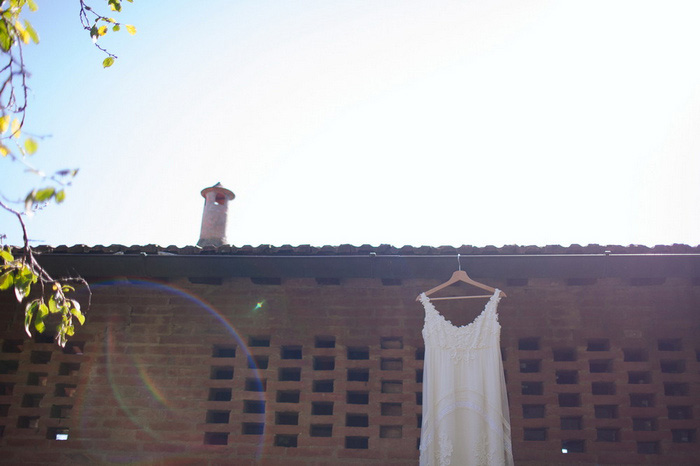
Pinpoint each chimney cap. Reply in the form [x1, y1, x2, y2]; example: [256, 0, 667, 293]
[201, 182, 235, 200]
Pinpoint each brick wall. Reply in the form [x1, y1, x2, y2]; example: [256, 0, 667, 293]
[0, 271, 698, 465]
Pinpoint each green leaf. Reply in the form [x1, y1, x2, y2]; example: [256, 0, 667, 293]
[27, 0, 38, 12]
[48, 295, 59, 314]
[24, 190, 36, 211]
[112, 24, 120, 32]
[38, 302, 49, 318]
[125, 24, 136, 35]
[55, 189, 66, 203]
[102, 56, 115, 68]
[57, 330, 66, 348]
[34, 314, 45, 333]
[0, 115, 10, 133]
[0, 247, 13, 262]
[71, 303, 85, 325]
[0, 271, 13, 290]
[62, 284, 75, 293]
[24, 19, 39, 44]
[11, 118, 20, 138]
[90, 24, 98, 38]
[0, 20, 12, 52]
[24, 137, 38, 155]
[15, 280, 31, 302]
[14, 270, 27, 287]
[14, 20, 29, 44]
[20, 264, 34, 280]
[34, 187, 55, 202]
[24, 300, 39, 336]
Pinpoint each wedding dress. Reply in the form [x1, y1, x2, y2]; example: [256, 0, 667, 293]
[418, 290, 513, 466]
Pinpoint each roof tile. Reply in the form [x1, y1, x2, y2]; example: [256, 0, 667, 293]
[14, 243, 700, 257]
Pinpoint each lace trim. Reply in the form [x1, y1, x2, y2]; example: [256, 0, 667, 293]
[420, 291, 502, 361]
[438, 431, 453, 466]
[420, 290, 501, 329]
[421, 417, 513, 466]
[475, 429, 495, 465]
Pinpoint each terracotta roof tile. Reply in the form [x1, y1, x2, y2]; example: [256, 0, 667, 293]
[15, 243, 700, 257]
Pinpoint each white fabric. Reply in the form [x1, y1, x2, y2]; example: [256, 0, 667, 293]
[419, 290, 513, 466]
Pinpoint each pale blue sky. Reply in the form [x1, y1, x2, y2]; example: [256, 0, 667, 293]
[1, 1, 699, 247]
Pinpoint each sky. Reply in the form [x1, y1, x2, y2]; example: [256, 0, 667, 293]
[1, 0, 699, 248]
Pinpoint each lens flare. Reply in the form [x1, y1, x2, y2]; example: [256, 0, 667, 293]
[77, 279, 268, 462]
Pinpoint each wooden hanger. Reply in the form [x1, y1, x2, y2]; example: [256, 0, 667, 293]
[416, 255, 506, 301]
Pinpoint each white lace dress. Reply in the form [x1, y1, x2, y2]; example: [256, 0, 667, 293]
[419, 290, 513, 466]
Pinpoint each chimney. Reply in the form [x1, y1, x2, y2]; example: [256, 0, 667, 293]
[197, 182, 235, 247]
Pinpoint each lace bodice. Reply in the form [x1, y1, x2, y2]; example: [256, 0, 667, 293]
[420, 291, 502, 361]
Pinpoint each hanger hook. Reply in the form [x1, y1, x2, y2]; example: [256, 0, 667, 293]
[457, 253, 462, 271]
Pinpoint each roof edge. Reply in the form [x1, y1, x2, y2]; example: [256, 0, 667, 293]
[12, 243, 700, 257]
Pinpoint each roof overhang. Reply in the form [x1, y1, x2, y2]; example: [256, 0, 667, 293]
[33, 252, 700, 280]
